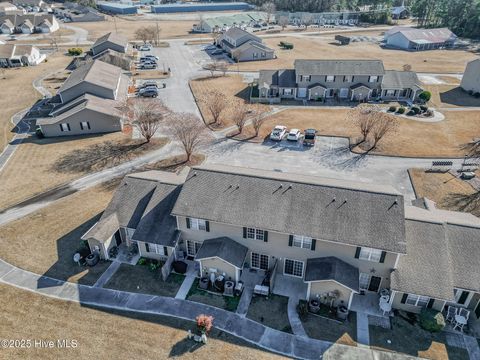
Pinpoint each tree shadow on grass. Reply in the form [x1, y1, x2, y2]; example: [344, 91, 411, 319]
[169, 337, 205, 357]
[443, 191, 480, 217]
[51, 140, 148, 174]
[313, 142, 370, 171]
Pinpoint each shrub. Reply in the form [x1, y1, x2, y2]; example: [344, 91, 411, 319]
[148, 259, 160, 271]
[388, 106, 397, 112]
[420, 105, 428, 112]
[411, 106, 421, 114]
[67, 47, 83, 56]
[396, 107, 406, 114]
[475, 92, 480, 98]
[297, 299, 309, 321]
[419, 91, 431, 102]
[468, 90, 474, 95]
[407, 110, 415, 116]
[137, 257, 147, 266]
[419, 309, 445, 332]
[425, 110, 434, 117]
[35, 127, 44, 138]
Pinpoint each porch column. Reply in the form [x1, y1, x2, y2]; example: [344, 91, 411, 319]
[389, 290, 396, 305]
[306, 282, 311, 299]
[235, 267, 240, 283]
[347, 291, 354, 309]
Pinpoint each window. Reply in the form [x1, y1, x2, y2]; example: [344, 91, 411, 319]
[293, 235, 312, 249]
[251, 252, 269, 270]
[406, 294, 430, 307]
[283, 88, 292, 95]
[246, 228, 264, 241]
[261, 52, 266, 58]
[186, 240, 201, 256]
[145, 243, 166, 256]
[60, 123, 70, 132]
[80, 121, 90, 130]
[284, 258, 304, 277]
[385, 89, 395, 96]
[190, 218, 206, 231]
[343, 75, 353, 82]
[454, 289, 471, 305]
[326, 75, 335, 82]
[358, 247, 383, 262]
[304, 75, 311, 82]
[253, 52, 258, 58]
[359, 273, 370, 290]
[368, 76, 378, 83]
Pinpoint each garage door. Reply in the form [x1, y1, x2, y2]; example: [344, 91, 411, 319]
[297, 88, 307, 98]
[339, 88, 349, 98]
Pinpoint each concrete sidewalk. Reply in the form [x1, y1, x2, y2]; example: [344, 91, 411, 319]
[93, 261, 121, 288]
[0, 258, 418, 360]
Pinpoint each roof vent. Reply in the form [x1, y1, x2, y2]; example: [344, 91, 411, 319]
[235, 185, 240, 189]
[287, 185, 292, 189]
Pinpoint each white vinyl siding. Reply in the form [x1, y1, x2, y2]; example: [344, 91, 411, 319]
[246, 228, 265, 241]
[359, 247, 382, 262]
[293, 235, 312, 250]
[284, 258, 304, 277]
[406, 294, 429, 307]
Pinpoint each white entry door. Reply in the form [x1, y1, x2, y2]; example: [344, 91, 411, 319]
[297, 88, 307, 98]
[339, 88, 349, 98]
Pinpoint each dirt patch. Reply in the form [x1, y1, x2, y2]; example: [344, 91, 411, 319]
[302, 312, 357, 346]
[0, 284, 285, 359]
[409, 169, 479, 217]
[0, 186, 113, 284]
[246, 294, 292, 333]
[235, 35, 478, 73]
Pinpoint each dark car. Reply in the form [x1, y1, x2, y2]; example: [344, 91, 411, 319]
[139, 88, 158, 98]
[303, 128, 317, 146]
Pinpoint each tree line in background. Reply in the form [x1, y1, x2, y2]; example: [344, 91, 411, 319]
[248, 0, 394, 13]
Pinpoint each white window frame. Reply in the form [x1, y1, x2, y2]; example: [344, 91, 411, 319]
[326, 75, 335, 83]
[406, 294, 429, 307]
[304, 75, 311, 82]
[359, 247, 382, 262]
[186, 240, 201, 256]
[386, 89, 395, 96]
[369, 75, 378, 83]
[292, 235, 312, 250]
[190, 218, 206, 231]
[454, 288, 472, 305]
[80, 121, 90, 130]
[60, 123, 70, 132]
[246, 228, 264, 241]
[284, 258, 304, 278]
[145, 243, 165, 256]
[283, 88, 292, 95]
[251, 252, 269, 270]
[344, 75, 353, 82]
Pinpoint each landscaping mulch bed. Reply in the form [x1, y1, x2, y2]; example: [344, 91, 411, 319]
[186, 279, 240, 312]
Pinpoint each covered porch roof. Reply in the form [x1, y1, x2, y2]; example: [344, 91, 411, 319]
[305, 256, 359, 293]
[195, 237, 248, 269]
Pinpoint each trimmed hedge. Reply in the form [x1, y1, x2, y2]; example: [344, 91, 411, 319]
[411, 106, 421, 114]
[396, 107, 406, 114]
[419, 309, 445, 333]
[388, 106, 397, 112]
[68, 47, 83, 56]
[419, 91, 432, 102]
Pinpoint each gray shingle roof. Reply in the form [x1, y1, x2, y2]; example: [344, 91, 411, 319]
[382, 70, 422, 90]
[258, 69, 296, 88]
[195, 237, 248, 268]
[0, 14, 55, 27]
[58, 60, 122, 94]
[305, 257, 359, 292]
[81, 212, 119, 243]
[172, 165, 406, 253]
[233, 40, 274, 55]
[92, 32, 128, 50]
[223, 26, 260, 43]
[294, 59, 385, 75]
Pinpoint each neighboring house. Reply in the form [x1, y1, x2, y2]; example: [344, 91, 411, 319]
[255, 59, 423, 103]
[0, 2, 17, 15]
[192, 12, 266, 33]
[460, 58, 480, 94]
[91, 32, 128, 56]
[36, 60, 127, 137]
[54, 3, 105, 22]
[391, 1, 409, 19]
[81, 164, 480, 318]
[0, 14, 58, 34]
[216, 27, 274, 62]
[0, 44, 45, 67]
[384, 27, 457, 51]
[11, 0, 43, 7]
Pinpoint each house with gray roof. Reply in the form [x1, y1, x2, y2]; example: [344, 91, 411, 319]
[384, 27, 457, 51]
[0, 13, 58, 34]
[0, 43, 44, 67]
[254, 59, 423, 103]
[91, 32, 128, 56]
[216, 27, 274, 62]
[36, 60, 128, 137]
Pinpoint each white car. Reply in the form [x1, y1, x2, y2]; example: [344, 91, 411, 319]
[287, 129, 301, 141]
[270, 125, 287, 141]
[139, 44, 152, 51]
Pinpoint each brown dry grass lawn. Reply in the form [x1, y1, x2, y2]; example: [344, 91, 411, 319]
[0, 186, 113, 284]
[409, 169, 479, 217]
[0, 284, 286, 360]
[74, 16, 201, 41]
[0, 132, 166, 210]
[236, 35, 477, 73]
[0, 51, 71, 152]
[261, 108, 480, 158]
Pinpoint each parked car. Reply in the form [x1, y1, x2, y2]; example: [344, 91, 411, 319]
[145, 55, 159, 61]
[139, 80, 158, 89]
[140, 57, 157, 63]
[139, 88, 158, 98]
[140, 63, 157, 70]
[139, 44, 152, 51]
[303, 128, 317, 146]
[287, 129, 301, 141]
[460, 172, 476, 180]
[270, 125, 287, 141]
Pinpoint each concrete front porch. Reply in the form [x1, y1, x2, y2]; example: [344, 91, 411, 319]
[111, 243, 140, 265]
[272, 273, 308, 300]
[350, 292, 390, 318]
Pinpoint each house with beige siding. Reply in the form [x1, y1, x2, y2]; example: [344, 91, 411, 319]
[216, 27, 275, 62]
[82, 164, 480, 323]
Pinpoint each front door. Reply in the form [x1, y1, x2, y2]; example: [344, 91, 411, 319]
[297, 88, 307, 98]
[368, 276, 382, 292]
[114, 231, 122, 246]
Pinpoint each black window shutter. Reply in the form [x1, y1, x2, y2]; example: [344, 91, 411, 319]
[163, 246, 168, 256]
[458, 291, 469, 305]
[401, 293, 408, 304]
[354, 247, 361, 259]
[87, 121, 91, 129]
[311, 239, 316, 251]
[67, 123, 71, 131]
[263, 231, 268, 242]
[59, 124, 63, 131]
[80, 122, 83, 130]
[380, 251, 387, 263]
[325, 75, 327, 81]
[145, 243, 150, 252]
[243, 227, 247, 238]
[205, 221, 210, 232]
[427, 298, 435, 309]
[288, 235, 293, 247]
[186, 218, 191, 229]
[352, 76, 354, 82]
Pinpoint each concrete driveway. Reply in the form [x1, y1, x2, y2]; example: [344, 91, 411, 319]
[203, 136, 464, 201]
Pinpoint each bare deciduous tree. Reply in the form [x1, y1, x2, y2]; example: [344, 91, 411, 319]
[128, 99, 170, 143]
[250, 104, 269, 137]
[348, 104, 381, 146]
[278, 16, 289, 30]
[135, 26, 160, 45]
[217, 61, 230, 76]
[230, 102, 250, 134]
[171, 113, 208, 162]
[261, 2, 276, 24]
[200, 90, 230, 126]
[203, 61, 221, 77]
[370, 115, 398, 150]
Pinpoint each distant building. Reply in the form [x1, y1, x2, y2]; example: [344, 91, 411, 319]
[461, 58, 480, 94]
[0, 44, 45, 67]
[391, 1, 409, 19]
[276, 11, 359, 26]
[193, 12, 266, 33]
[0, 2, 17, 15]
[91, 32, 128, 56]
[217, 27, 274, 62]
[151, 2, 252, 14]
[384, 27, 457, 51]
[11, 0, 43, 7]
[0, 14, 58, 34]
[97, 1, 137, 15]
[54, 3, 105, 23]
